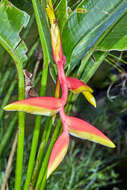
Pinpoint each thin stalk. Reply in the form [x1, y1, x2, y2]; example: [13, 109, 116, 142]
[105, 58, 123, 73]
[109, 53, 127, 65]
[0, 114, 17, 156]
[57, 61, 68, 104]
[0, 79, 17, 119]
[23, 0, 50, 188]
[27, 39, 40, 60]
[1, 133, 17, 190]
[107, 56, 125, 72]
[40, 173, 47, 190]
[0, 69, 10, 95]
[14, 63, 25, 190]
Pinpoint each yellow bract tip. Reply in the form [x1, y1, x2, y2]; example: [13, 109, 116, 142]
[82, 91, 96, 107]
[4, 104, 13, 111]
[109, 141, 116, 148]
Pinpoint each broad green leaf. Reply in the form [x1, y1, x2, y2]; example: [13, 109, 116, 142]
[0, 1, 30, 63]
[61, 0, 127, 67]
[97, 13, 127, 51]
[55, 0, 68, 30]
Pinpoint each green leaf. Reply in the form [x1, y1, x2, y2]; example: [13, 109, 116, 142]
[61, 0, 127, 67]
[0, 0, 30, 63]
[97, 13, 127, 51]
[55, 0, 68, 30]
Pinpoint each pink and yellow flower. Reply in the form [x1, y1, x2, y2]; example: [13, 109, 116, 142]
[67, 77, 96, 107]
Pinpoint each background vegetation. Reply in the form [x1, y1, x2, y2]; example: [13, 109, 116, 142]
[0, 0, 127, 189]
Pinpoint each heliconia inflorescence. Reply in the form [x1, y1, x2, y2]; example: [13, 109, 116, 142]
[4, 0, 115, 179]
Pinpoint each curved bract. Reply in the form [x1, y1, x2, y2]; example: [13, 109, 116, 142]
[67, 77, 96, 107]
[4, 97, 63, 116]
[47, 131, 69, 178]
[66, 116, 115, 148]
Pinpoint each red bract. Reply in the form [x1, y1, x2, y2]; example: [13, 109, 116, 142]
[65, 116, 115, 148]
[4, 97, 63, 116]
[67, 77, 93, 93]
[47, 131, 69, 178]
[67, 77, 96, 107]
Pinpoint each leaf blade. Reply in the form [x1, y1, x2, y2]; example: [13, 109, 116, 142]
[62, 0, 127, 66]
[0, 1, 30, 63]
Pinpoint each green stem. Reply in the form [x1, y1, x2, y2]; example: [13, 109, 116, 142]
[32, 117, 53, 186]
[40, 173, 47, 190]
[23, 0, 50, 189]
[14, 62, 25, 190]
